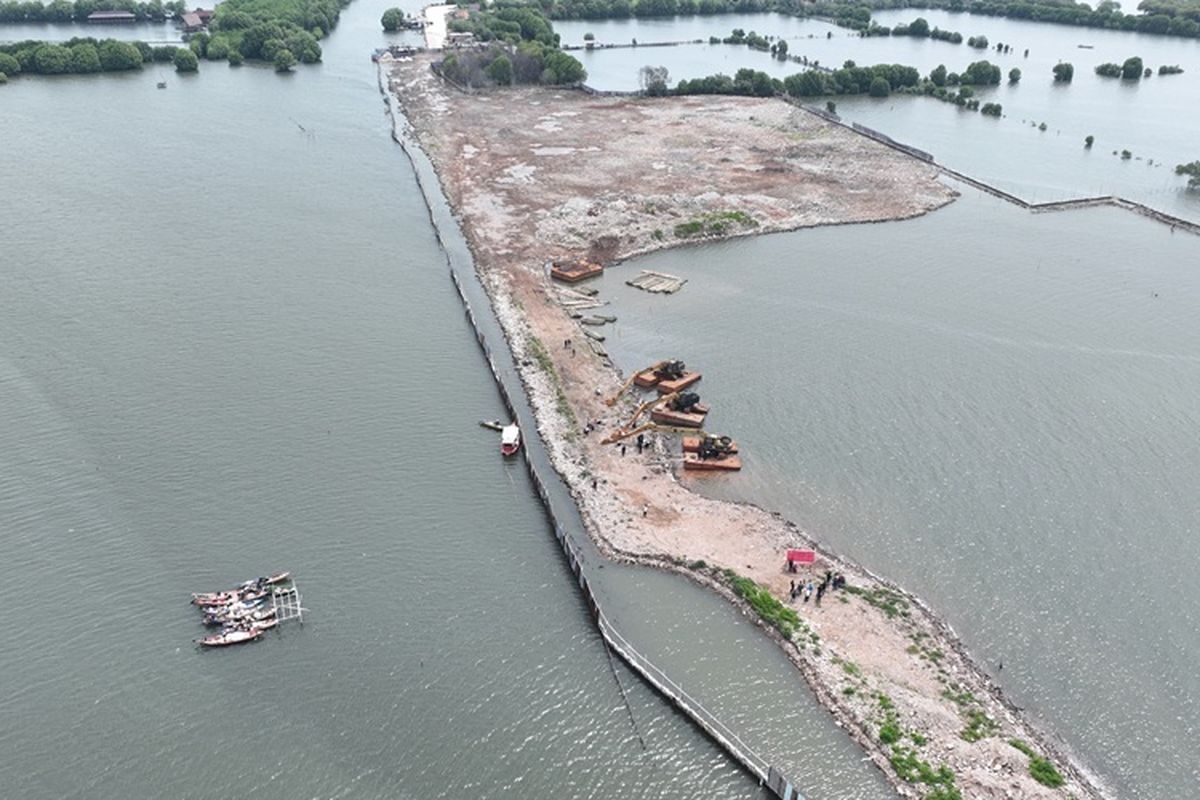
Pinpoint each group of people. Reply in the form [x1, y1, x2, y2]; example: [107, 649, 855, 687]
[789, 569, 846, 606]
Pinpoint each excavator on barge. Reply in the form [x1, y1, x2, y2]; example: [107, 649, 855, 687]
[605, 359, 701, 406]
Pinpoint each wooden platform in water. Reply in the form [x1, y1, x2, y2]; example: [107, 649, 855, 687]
[626, 270, 686, 294]
[651, 403, 708, 428]
[682, 436, 738, 453]
[683, 453, 742, 471]
[551, 259, 603, 283]
[657, 372, 701, 394]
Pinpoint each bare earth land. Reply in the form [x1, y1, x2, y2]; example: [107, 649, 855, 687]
[385, 53, 1109, 800]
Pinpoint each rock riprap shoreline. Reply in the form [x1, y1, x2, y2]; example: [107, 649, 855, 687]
[383, 53, 1109, 800]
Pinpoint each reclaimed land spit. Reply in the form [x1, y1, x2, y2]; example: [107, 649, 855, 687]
[376, 65, 806, 800]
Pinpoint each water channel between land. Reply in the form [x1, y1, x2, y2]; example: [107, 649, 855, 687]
[552, 11, 1200, 223]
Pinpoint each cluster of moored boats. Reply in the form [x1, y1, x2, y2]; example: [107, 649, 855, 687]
[191, 572, 291, 647]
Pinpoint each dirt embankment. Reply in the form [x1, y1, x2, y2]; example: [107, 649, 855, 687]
[385, 54, 1109, 800]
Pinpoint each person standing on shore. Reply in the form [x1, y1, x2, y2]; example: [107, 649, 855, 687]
[636, 433, 645, 453]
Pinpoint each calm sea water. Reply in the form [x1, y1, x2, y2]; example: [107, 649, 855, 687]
[554, 11, 1200, 221]
[598, 191, 1200, 798]
[0, 2, 892, 798]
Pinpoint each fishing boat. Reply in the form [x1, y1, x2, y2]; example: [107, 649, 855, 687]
[265, 571, 291, 585]
[194, 588, 269, 608]
[203, 605, 274, 626]
[500, 423, 521, 457]
[196, 628, 263, 647]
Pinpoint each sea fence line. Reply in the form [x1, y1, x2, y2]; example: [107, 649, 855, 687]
[444, 261, 806, 800]
[379, 66, 804, 799]
[783, 98, 1200, 234]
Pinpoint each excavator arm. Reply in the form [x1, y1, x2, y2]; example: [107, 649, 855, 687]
[601, 422, 707, 446]
[622, 391, 677, 430]
[604, 360, 667, 406]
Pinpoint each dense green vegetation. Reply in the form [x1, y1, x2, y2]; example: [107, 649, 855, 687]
[449, 3, 561, 46]
[0, 0, 185, 23]
[172, 44, 196, 70]
[1053, 61, 1074, 82]
[1159, 63, 1184, 74]
[526, 0, 1200, 39]
[380, 6, 404, 30]
[673, 210, 758, 237]
[440, 4, 587, 87]
[721, 568, 802, 637]
[0, 36, 144, 74]
[204, 0, 342, 64]
[1176, 160, 1200, 189]
[0, 0, 342, 79]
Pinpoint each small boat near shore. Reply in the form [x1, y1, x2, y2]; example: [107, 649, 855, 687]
[501, 423, 521, 456]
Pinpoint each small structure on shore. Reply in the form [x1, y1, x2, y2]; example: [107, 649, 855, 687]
[179, 8, 213, 33]
[87, 10, 136, 23]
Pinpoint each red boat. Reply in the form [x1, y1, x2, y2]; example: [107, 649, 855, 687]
[500, 423, 521, 457]
[196, 628, 263, 647]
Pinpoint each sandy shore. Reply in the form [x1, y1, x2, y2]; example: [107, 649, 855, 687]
[384, 54, 1110, 800]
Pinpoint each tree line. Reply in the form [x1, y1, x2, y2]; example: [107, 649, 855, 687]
[0, 0, 345, 81]
[517, 0, 1200, 39]
[439, 4, 586, 87]
[0, 0, 185, 23]
[0, 36, 201, 75]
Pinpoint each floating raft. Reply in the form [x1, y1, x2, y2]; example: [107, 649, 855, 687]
[651, 403, 708, 428]
[682, 436, 738, 453]
[626, 270, 686, 294]
[657, 372, 701, 394]
[683, 453, 742, 471]
[551, 259, 604, 283]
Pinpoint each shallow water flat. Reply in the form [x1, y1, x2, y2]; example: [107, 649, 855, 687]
[598, 192, 1200, 798]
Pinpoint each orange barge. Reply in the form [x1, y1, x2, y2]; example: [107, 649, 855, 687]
[682, 436, 738, 453]
[650, 403, 708, 428]
[550, 259, 603, 283]
[683, 453, 742, 471]
[633, 367, 663, 389]
[656, 372, 702, 394]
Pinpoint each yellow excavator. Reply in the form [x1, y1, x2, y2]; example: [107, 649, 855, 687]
[603, 359, 688, 406]
[614, 391, 680, 433]
[604, 360, 668, 407]
[600, 421, 704, 446]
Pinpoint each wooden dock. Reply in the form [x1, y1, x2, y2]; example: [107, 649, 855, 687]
[626, 270, 686, 294]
